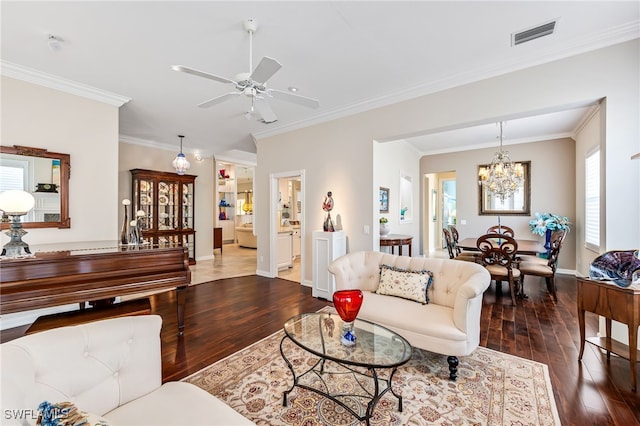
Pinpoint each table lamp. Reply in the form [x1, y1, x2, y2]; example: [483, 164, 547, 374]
[0, 190, 36, 257]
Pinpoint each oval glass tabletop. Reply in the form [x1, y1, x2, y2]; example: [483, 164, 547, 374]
[283, 312, 412, 368]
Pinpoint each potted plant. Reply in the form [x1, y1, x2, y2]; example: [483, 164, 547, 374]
[379, 217, 390, 236]
[529, 212, 571, 250]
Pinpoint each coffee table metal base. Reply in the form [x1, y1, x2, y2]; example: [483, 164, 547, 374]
[280, 334, 403, 425]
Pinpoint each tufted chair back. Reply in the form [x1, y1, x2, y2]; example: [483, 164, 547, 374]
[1, 315, 163, 419]
[328, 251, 489, 310]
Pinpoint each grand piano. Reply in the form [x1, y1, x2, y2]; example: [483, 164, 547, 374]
[0, 241, 191, 335]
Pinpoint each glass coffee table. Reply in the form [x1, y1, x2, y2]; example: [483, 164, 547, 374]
[281, 312, 412, 425]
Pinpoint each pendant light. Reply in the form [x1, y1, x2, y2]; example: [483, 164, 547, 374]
[480, 122, 523, 201]
[172, 135, 191, 175]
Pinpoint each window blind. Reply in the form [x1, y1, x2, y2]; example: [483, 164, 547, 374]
[585, 149, 600, 250]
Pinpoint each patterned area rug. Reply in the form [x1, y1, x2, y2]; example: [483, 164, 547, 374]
[183, 312, 560, 425]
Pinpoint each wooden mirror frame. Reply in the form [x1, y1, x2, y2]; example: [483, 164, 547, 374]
[478, 160, 530, 216]
[0, 145, 71, 229]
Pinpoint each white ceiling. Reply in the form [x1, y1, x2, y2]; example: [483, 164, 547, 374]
[2, 2, 638, 159]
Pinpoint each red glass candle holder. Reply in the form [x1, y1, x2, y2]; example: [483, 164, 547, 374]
[332, 289, 363, 346]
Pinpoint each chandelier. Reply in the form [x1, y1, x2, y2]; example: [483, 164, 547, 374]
[172, 135, 191, 175]
[479, 122, 523, 201]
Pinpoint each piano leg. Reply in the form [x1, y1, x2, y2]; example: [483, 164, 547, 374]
[176, 285, 187, 336]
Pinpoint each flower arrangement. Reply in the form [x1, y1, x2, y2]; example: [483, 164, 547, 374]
[380, 217, 388, 224]
[529, 212, 571, 236]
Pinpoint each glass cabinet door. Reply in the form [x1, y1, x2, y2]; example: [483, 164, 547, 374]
[158, 181, 179, 231]
[182, 182, 194, 229]
[136, 178, 154, 231]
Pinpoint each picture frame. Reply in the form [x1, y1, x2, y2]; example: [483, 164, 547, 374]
[379, 187, 389, 213]
[478, 160, 531, 216]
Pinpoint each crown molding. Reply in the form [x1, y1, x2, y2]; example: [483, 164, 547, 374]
[1, 60, 131, 107]
[416, 132, 575, 157]
[119, 134, 215, 159]
[253, 22, 639, 142]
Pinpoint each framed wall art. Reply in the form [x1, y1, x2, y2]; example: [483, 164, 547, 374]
[379, 187, 389, 213]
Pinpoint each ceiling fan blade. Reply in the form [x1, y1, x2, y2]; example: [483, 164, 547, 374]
[250, 57, 282, 83]
[172, 65, 236, 85]
[254, 100, 278, 124]
[268, 89, 320, 109]
[198, 92, 242, 108]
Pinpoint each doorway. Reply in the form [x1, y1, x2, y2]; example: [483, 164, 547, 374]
[270, 171, 305, 284]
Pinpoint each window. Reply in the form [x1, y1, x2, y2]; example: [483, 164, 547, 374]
[585, 148, 600, 251]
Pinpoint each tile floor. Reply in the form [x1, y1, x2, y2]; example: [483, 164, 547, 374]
[191, 243, 301, 284]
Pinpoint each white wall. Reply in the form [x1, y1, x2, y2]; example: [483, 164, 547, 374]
[374, 140, 421, 255]
[574, 106, 601, 276]
[118, 142, 214, 261]
[1, 76, 120, 244]
[256, 40, 639, 278]
[1, 76, 120, 329]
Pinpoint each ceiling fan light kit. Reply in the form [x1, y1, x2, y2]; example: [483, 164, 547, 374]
[172, 19, 319, 124]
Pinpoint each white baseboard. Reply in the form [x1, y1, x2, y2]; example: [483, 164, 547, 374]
[256, 269, 276, 278]
[0, 304, 79, 330]
[196, 254, 214, 262]
[557, 268, 577, 276]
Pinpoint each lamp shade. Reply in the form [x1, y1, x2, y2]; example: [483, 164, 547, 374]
[0, 190, 35, 215]
[172, 153, 191, 175]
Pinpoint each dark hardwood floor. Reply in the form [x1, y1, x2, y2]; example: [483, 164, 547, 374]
[2, 274, 638, 425]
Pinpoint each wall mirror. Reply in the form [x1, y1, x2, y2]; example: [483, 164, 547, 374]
[0, 145, 71, 229]
[478, 160, 530, 216]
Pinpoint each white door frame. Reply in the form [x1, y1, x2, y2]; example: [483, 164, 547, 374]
[269, 170, 305, 283]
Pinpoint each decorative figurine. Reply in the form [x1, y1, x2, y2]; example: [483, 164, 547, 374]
[322, 191, 335, 232]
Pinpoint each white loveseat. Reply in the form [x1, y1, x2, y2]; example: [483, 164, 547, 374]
[0, 315, 254, 425]
[328, 251, 490, 380]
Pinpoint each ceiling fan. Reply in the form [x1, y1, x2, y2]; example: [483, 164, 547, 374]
[172, 19, 320, 124]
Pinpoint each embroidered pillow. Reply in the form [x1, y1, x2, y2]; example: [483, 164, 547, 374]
[376, 264, 434, 304]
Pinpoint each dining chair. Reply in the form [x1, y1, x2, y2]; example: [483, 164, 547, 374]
[486, 225, 515, 237]
[518, 237, 562, 300]
[518, 230, 567, 265]
[443, 228, 456, 259]
[476, 233, 520, 305]
[443, 228, 476, 262]
[449, 225, 478, 261]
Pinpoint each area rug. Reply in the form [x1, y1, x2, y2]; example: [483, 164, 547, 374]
[183, 310, 560, 426]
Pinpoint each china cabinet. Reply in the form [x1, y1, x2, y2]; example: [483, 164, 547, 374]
[130, 169, 197, 264]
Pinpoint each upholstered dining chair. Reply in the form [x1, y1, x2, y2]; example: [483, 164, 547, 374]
[477, 233, 520, 305]
[449, 226, 478, 261]
[486, 225, 515, 237]
[444, 228, 476, 262]
[518, 237, 563, 300]
[518, 230, 567, 265]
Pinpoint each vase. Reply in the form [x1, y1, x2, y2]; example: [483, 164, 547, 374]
[120, 205, 129, 245]
[380, 223, 390, 236]
[332, 289, 364, 346]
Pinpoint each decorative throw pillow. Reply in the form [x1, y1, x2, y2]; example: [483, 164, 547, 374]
[376, 264, 434, 304]
[37, 401, 110, 426]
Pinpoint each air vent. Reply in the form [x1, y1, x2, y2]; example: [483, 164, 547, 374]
[512, 20, 557, 46]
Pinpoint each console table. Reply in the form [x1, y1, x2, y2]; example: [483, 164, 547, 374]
[0, 241, 191, 335]
[577, 277, 640, 392]
[380, 234, 413, 256]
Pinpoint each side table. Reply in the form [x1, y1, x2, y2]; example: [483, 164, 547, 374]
[577, 277, 640, 392]
[380, 234, 413, 256]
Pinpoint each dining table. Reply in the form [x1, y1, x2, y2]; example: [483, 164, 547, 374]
[457, 237, 546, 255]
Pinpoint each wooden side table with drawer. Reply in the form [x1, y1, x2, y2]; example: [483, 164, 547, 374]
[577, 277, 640, 392]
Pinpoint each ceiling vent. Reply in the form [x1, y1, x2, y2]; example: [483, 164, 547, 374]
[512, 20, 557, 46]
